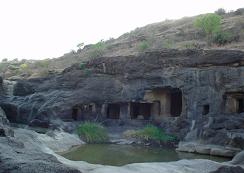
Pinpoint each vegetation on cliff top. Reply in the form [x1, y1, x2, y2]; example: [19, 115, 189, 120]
[1, 8, 244, 79]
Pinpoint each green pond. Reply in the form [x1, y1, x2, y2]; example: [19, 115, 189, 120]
[60, 144, 230, 166]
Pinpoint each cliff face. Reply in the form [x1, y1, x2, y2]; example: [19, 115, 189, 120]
[0, 49, 244, 148]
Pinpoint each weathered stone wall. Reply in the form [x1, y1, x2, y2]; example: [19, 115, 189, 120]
[0, 49, 243, 147]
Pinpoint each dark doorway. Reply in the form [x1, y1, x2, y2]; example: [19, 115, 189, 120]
[238, 98, 244, 113]
[130, 103, 151, 120]
[170, 89, 182, 117]
[202, 104, 210, 115]
[224, 92, 244, 114]
[107, 104, 120, 119]
[72, 107, 79, 120]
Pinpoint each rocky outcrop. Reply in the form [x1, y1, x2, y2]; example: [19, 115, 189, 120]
[13, 81, 35, 96]
[0, 106, 13, 137]
[210, 166, 244, 173]
[176, 142, 241, 157]
[0, 104, 82, 173]
[0, 49, 243, 151]
[0, 128, 82, 173]
[231, 150, 244, 165]
[0, 107, 243, 173]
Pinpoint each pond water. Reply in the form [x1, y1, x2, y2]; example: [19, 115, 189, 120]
[60, 144, 230, 166]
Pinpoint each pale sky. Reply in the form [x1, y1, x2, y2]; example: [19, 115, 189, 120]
[0, 0, 243, 60]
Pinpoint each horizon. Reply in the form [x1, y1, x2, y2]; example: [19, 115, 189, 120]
[0, 0, 243, 61]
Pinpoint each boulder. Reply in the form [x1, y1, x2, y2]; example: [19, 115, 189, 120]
[210, 147, 237, 157]
[0, 128, 81, 173]
[176, 142, 196, 153]
[13, 81, 35, 96]
[231, 150, 244, 165]
[0, 106, 14, 137]
[210, 166, 244, 173]
[177, 142, 241, 157]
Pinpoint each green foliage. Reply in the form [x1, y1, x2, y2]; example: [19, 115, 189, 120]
[79, 62, 85, 70]
[126, 125, 175, 142]
[137, 40, 149, 51]
[76, 122, 108, 143]
[212, 31, 232, 45]
[83, 69, 91, 76]
[9, 64, 19, 70]
[19, 63, 28, 71]
[163, 39, 174, 49]
[194, 13, 221, 43]
[80, 62, 91, 76]
[88, 40, 106, 58]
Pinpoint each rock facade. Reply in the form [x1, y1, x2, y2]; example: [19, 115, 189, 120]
[0, 49, 243, 150]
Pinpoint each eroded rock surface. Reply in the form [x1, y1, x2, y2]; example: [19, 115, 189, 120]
[0, 49, 244, 155]
[0, 106, 82, 173]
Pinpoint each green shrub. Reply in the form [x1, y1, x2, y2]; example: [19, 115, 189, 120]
[88, 40, 106, 58]
[163, 39, 174, 49]
[79, 62, 85, 70]
[194, 13, 221, 44]
[83, 69, 91, 76]
[19, 63, 28, 70]
[9, 65, 19, 70]
[137, 40, 149, 51]
[127, 125, 175, 142]
[212, 31, 232, 45]
[76, 122, 108, 143]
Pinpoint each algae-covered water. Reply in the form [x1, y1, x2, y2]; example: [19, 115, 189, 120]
[60, 144, 230, 166]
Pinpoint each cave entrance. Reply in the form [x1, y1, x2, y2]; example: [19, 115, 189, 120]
[130, 102, 151, 120]
[143, 87, 182, 119]
[237, 98, 244, 113]
[72, 103, 96, 121]
[202, 104, 210, 115]
[170, 89, 182, 117]
[107, 103, 120, 119]
[224, 92, 244, 114]
[72, 107, 81, 121]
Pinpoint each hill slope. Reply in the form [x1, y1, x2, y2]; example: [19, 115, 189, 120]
[1, 8, 244, 79]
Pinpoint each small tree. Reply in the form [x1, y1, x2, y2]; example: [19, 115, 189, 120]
[19, 63, 28, 71]
[137, 40, 149, 52]
[194, 13, 221, 44]
[2, 58, 8, 62]
[77, 42, 84, 50]
[88, 40, 106, 58]
[215, 8, 226, 15]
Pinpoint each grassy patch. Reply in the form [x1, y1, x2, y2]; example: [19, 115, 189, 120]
[125, 125, 175, 142]
[137, 40, 149, 51]
[76, 122, 108, 143]
[88, 40, 106, 58]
